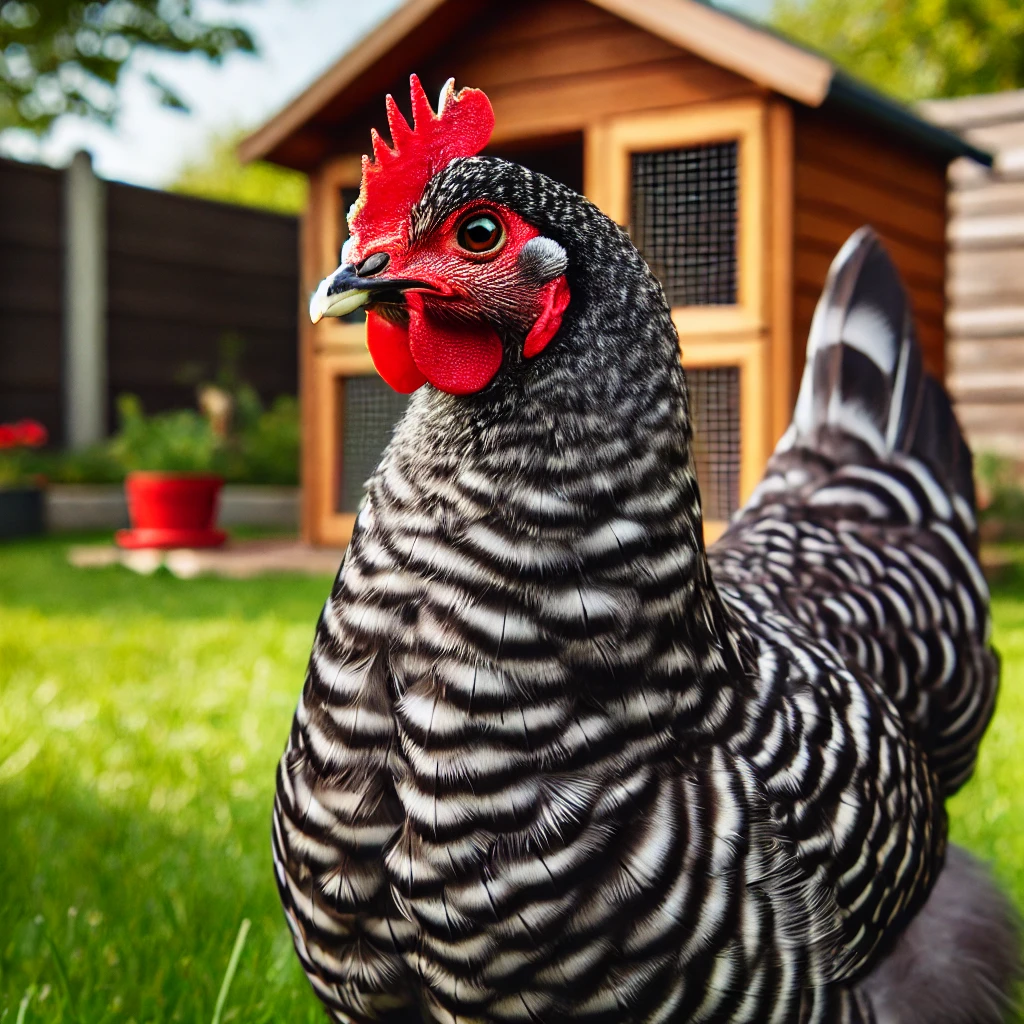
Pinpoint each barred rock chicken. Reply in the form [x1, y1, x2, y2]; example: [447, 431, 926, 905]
[275, 76, 1019, 1024]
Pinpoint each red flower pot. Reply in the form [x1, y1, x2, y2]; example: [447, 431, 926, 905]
[116, 472, 227, 549]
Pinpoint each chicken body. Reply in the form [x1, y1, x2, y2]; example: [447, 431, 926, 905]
[274, 154, 1014, 1023]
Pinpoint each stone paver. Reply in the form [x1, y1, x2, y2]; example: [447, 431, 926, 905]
[68, 538, 344, 579]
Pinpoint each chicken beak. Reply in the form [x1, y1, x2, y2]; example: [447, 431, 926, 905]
[309, 264, 370, 324]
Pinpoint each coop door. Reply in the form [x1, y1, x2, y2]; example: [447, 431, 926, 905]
[586, 99, 772, 539]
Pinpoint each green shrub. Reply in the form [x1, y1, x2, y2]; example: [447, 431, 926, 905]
[111, 395, 226, 475]
[30, 393, 300, 486]
[976, 453, 1024, 524]
[228, 395, 301, 485]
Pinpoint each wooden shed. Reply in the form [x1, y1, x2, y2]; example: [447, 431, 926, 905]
[920, 90, 1024, 459]
[241, 0, 987, 546]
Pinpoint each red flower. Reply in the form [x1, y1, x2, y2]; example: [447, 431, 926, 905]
[0, 420, 48, 449]
[16, 420, 48, 447]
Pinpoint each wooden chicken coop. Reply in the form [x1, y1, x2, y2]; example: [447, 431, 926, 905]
[241, 0, 988, 547]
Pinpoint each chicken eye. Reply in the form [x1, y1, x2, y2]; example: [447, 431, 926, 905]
[457, 213, 504, 254]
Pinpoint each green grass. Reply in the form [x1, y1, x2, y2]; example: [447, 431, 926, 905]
[1, 536, 1022, 1022]
[0, 535, 333, 1023]
[948, 547, 1024, 908]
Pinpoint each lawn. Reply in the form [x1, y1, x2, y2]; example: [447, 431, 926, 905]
[0, 536, 332, 1024]
[1, 536, 1022, 1023]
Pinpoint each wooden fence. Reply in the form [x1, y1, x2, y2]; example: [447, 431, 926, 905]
[0, 155, 300, 446]
[922, 92, 1024, 458]
[0, 159, 64, 438]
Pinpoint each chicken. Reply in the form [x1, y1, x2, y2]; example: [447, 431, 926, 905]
[274, 76, 1019, 1023]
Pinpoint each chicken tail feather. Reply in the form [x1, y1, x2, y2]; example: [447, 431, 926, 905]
[777, 226, 975, 511]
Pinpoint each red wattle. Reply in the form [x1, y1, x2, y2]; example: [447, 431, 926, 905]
[523, 275, 571, 359]
[406, 293, 503, 395]
[366, 311, 427, 393]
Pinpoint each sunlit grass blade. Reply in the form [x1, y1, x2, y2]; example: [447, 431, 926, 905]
[15, 985, 36, 1024]
[211, 917, 251, 1024]
[43, 930, 80, 1024]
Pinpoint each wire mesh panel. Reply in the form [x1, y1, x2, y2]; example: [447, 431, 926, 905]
[631, 142, 738, 306]
[338, 375, 409, 513]
[687, 366, 741, 521]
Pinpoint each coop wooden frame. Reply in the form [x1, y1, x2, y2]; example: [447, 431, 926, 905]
[585, 98, 768, 335]
[676, 332, 770, 543]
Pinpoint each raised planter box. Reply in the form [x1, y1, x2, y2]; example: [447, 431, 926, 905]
[1, 487, 45, 539]
[45, 484, 299, 533]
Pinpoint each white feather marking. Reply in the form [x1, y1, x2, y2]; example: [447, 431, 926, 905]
[843, 465, 923, 523]
[842, 303, 898, 374]
[825, 397, 887, 454]
[323, 702, 394, 740]
[808, 485, 890, 518]
[932, 521, 990, 604]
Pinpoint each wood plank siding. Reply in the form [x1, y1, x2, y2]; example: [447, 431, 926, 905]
[922, 90, 1024, 458]
[0, 158, 64, 440]
[792, 107, 949, 380]
[316, 0, 761, 161]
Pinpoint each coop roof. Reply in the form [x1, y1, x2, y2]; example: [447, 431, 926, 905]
[241, 0, 990, 171]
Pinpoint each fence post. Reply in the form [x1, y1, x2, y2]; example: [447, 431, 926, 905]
[63, 150, 107, 448]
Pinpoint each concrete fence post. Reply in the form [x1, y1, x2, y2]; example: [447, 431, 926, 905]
[63, 150, 107, 448]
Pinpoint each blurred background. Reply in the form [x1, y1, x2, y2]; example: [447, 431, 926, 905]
[2, 0, 1024, 1021]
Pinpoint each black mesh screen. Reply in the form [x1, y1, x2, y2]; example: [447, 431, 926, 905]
[688, 366, 741, 521]
[338, 375, 409, 513]
[631, 142, 738, 306]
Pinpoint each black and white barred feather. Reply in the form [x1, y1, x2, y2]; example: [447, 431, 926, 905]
[274, 162, 1016, 1023]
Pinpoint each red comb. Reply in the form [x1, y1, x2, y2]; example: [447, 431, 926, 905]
[348, 75, 495, 254]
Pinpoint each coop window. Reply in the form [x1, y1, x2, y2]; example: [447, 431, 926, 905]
[631, 142, 738, 307]
[337, 375, 409, 513]
[688, 366, 741, 521]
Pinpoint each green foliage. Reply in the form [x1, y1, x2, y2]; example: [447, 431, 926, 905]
[0, 447, 42, 487]
[14, 443, 122, 486]
[30, 392, 300, 484]
[228, 394, 301, 485]
[0, 0, 255, 135]
[110, 394, 224, 475]
[2, 536, 1024, 1021]
[976, 452, 1024, 524]
[772, 0, 1024, 100]
[170, 130, 307, 216]
[949, 544, 1024, 937]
